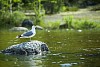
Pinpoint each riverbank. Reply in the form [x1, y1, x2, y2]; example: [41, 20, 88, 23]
[0, 7, 100, 30]
[40, 8, 100, 29]
[44, 8, 100, 23]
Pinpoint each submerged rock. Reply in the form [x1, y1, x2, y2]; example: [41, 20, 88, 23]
[1, 40, 49, 55]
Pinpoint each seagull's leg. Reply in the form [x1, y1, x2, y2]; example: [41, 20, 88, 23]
[30, 38, 31, 41]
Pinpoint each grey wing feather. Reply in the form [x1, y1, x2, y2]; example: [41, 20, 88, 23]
[22, 31, 33, 36]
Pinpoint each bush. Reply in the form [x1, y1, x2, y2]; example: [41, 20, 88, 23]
[63, 16, 74, 29]
[80, 20, 97, 29]
[11, 11, 27, 26]
[60, 6, 67, 12]
[0, 11, 27, 27]
[63, 16, 98, 29]
[0, 11, 11, 27]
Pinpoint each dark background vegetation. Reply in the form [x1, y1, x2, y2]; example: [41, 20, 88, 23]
[0, 0, 100, 29]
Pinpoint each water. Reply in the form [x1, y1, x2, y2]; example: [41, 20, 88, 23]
[0, 29, 100, 67]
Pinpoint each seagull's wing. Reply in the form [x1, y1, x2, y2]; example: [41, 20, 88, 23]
[21, 31, 33, 36]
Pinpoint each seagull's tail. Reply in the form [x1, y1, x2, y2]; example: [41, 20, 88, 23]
[16, 35, 21, 38]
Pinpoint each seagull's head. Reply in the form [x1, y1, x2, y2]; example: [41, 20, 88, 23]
[32, 25, 36, 29]
[31, 25, 36, 31]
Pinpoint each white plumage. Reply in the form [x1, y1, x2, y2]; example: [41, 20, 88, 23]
[16, 26, 36, 40]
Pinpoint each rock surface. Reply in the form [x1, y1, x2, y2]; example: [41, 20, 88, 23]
[1, 40, 49, 55]
[36, 25, 44, 30]
[9, 27, 28, 31]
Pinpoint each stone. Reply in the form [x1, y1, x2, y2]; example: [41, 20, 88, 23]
[9, 27, 28, 31]
[21, 19, 33, 27]
[59, 23, 68, 29]
[1, 40, 49, 55]
[35, 25, 44, 30]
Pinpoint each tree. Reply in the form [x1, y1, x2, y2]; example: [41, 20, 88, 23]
[0, 0, 22, 13]
[21, 0, 44, 25]
[32, 0, 44, 25]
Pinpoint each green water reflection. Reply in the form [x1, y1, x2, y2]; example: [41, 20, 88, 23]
[0, 30, 100, 67]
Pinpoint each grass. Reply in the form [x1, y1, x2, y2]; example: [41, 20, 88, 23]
[66, 6, 79, 11]
[40, 21, 60, 29]
[40, 16, 100, 30]
[64, 16, 99, 29]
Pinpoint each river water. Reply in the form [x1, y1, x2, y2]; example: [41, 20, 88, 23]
[0, 29, 100, 67]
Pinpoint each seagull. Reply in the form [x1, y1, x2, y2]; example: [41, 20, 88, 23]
[16, 25, 36, 41]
